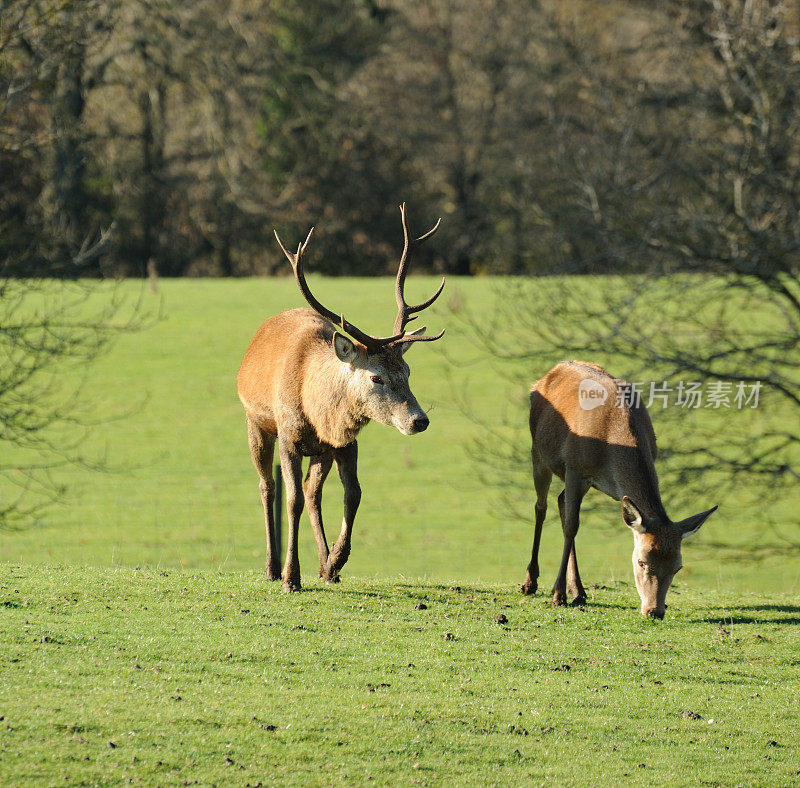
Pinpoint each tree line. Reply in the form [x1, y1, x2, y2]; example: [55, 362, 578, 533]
[4, 0, 797, 278]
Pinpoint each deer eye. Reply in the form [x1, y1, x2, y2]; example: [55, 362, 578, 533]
[370, 375, 384, 385]
[637, 560, 647, 569]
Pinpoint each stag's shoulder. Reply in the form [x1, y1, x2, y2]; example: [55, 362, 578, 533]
[239, 308, 334, 384]
[268, 307, 332, 332]
[249, 308, 335, 348]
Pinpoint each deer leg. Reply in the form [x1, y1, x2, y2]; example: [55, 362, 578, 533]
[278, 437, 305, 592]
[303, 452, 334, 577]
[522, 455, 551, 595]
[552, 470, 588, 607]
[246, 416, 280, 581]
[323, 441, 361, 583]
[556, 488, 587, 604]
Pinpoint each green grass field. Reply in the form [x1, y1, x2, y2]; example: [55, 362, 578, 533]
[1, 567, 798, 786]
[2, 278, 797, 593]
[2, 277, 798, 784]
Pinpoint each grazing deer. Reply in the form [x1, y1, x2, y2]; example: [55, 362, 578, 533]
[522, 361, 717, 618]
[237, 205, 445, 592]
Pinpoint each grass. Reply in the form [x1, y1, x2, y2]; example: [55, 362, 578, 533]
[1, 564, 798, 786]
[1, 277, 797, 595]
[2, 276, 798, 784]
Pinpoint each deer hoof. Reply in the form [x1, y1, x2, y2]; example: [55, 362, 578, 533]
[521, 580, 537, 595]
[551, 592, 568, 607]
[323, 554, 345, 581]
[571, 595, 587, 607]
[281, 580, 301, 593]
[266, 560, 281, 581]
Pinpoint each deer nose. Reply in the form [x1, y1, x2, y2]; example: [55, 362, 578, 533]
[411, 415, 429, 433]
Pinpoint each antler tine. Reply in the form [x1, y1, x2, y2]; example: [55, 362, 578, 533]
[391, 327, 446, 347]
[274, 226, 314, 266]
[393, 203, 445, 337]
[275, 227, 337, 326]
[274, 227, 403, 352]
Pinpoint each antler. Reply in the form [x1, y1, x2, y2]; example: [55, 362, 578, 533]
[391, 203, 446, 346]
[274, 227, 404, 352]
[274, 205, 445, 353]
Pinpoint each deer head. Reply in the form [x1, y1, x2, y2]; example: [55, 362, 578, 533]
[622, 496, 718, 619]
[274, 204, 445, 435]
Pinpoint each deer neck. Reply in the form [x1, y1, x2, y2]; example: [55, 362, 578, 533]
[621, 453, 669, 524]
[303, 357, 368, 449]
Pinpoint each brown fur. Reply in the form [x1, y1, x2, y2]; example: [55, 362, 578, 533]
[523, 361, 717, 618]
[238, 308, 433, 591]
[239, 310, 367, 449]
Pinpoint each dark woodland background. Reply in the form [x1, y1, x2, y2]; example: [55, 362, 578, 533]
[3, 0, 799, 279]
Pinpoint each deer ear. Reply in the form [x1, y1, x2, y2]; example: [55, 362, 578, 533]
[333, 333, 359, 363]
[622, 496, 647, 534]
[677, 505, 717, 540]
[399, 326, 427, 355]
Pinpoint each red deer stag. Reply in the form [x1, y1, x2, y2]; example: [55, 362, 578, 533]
[237, 205, 445, 592]
[523, 361, 717, 618]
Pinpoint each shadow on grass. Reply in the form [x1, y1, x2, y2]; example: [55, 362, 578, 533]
[334, 583, 503, 602]
[298, 582, 640, 618]
[736, 604, 800, 613]
[691, 603, 800, 626]
[704, 616, 800, 625]
[296, 583, 496, 600]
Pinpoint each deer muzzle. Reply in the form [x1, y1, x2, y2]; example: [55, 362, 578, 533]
[391, 400, 430, 436]
[410, 414, 429, 433]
